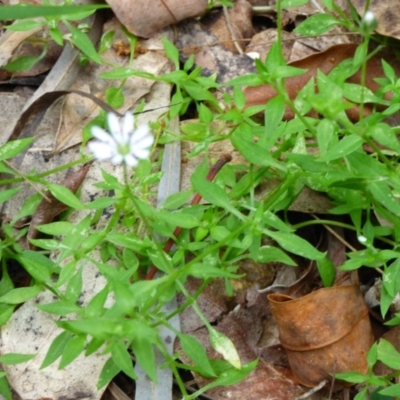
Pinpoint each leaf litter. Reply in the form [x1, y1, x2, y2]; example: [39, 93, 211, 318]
[1, 0, 400, 399]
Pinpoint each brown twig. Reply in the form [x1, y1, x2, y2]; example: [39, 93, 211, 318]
[146, 153, 232, 280]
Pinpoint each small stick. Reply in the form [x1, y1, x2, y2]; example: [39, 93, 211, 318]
[146, 153, 232, 280]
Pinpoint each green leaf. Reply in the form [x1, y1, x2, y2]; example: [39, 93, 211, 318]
[5, 19, 44, 31]
[37, 301, 82, 316]
[3, 43, 48, 72]
[162, 37, 179, 69]
[265, 230, 325, 260]
[196, 360, 258, 396]
[59, 335, 86, 369]
[264, 95, 285, 138]
[316, 257, 336, 287]
[105, 87, 124, 109]
[0, 374, 11, 400]
[64, 21, 102, 64]
[281, 0, 309, 7]
[85, 285, 109, 318]
[227, 74, 264, 87]
[179, 334, 216, 377]
[377, 339, 400, 369]
[231, 129, 284, 170]
[107, 233, 148, 252]
[318, 134, 363, 162]
[16, 251, 52, 282]
[208, 327, 241, 369]
[41, 331, 71, 369]
[295, 13, 341, 36]
[36, 221, 74, 236]
[0, 138, 33, 161]
[0, 187, 21, 204]
[369, 182, 400, 215]
[111, 341, 136, 380]
[334, 371, 367, 383]
[132, 339, 156, 382]
[379, 383, 400, 396]
[0, 5, 108, 20]
[65, 268, 83, 303]
[187, 263, 242, 279]
[97, 357, 120, 389]
[0, 353, 35, 365]
[47, 183, 85, 210]
[158, 210, 199, 229]
[256, 246, 297, 265]
[162, 190, 192, 209]
[191, 165, 243, 220]
[0, 286, 42, 304]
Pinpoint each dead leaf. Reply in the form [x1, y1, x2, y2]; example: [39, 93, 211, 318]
[175, 19, 256, 83]
[106, 0, 208, 39]
[268, 285, 374, 388]
[244, 43, 400, 121]
[27, 162, 91, 248]
[203, 0, 254, 54]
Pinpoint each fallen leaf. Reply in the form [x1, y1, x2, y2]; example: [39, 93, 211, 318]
[106, 0, 208, 39]
[268, 285, 374, 388]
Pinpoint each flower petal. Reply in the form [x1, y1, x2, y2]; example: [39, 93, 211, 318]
[121, 112, 134, 142]
[108, 112, 123, 142]
[88, 141, 115, 160]
[111, 154, 123, 165]
[91, 126, 113, 144]
[124, 154, 139, 167]
[131, 124, 151, 143]
[132, 148, 150, 160]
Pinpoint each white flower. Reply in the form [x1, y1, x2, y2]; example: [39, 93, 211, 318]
[88, 112, 154, 167]
[363, 10, 376, 25]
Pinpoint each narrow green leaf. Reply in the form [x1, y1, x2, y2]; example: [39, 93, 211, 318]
[179, 334, 216, 377]
[0, 138, 33, 161]
[0, 353, 35, 365]
[40, 331, 71, 369]
[295, 13, 340, 36]
[59, 335, 86, 369]
[265, 230, 325, 260]
[0, 5, 108, 20]
[47, 183, 85, 210]
[369, 182, 400, 215]
[0, 187, 21, 204]
[0, 286, 42, 304]
[208, 327, 241, 369]
[64, 21, 102, 64]
[318, 134, 363, 162]
[316, 257, 336, 287]
[111, 341, 136, 380]
[377, 339, 400, 369]
[97, 357, 120, 389]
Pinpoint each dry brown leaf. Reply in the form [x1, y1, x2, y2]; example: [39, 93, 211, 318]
[244, 43, 400, 120]
[268, 285, 374, 388]
[351, 0, 400, 40]
[203, 0, 254, 54]
[175, 19, 256, 83]
[106, 0, 208, 38]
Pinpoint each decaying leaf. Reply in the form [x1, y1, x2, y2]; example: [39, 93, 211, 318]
[268, 285, 374, 388]
[105, 0, 208, 39]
